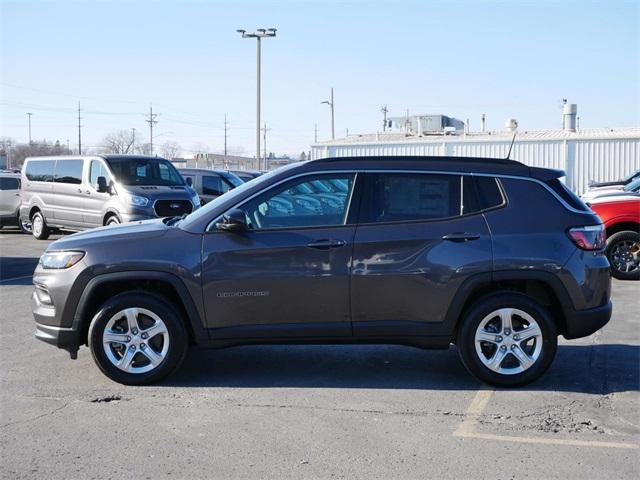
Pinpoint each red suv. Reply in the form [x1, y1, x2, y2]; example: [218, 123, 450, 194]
[588, 195, 640, 280]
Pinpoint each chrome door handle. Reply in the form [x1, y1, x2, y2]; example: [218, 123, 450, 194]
[442, 232, 480, 242]
[306, 239, 346, 250]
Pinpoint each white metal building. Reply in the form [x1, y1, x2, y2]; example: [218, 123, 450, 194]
[310, 127, 640, 194]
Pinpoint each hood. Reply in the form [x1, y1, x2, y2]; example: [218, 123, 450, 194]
[47, 218, 169, 252]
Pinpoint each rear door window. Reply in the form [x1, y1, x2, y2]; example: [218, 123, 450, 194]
[54, 159, 83, 184]
[0, 177, 20, 190]
[25, 160, 56, 182]
[361, 173, 462, 223]
[203, 175, 229, 196]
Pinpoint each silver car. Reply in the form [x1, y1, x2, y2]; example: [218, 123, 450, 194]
[19, 155, 200, 239]
[0, 172, 22, 230]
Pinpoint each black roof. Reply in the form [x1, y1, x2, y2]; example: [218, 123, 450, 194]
[308, 156, 563, 181]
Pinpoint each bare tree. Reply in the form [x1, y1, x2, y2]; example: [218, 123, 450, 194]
[1, 137, 71, 170]
[102, 130, 135, 154]
[160, 141, 181, 159]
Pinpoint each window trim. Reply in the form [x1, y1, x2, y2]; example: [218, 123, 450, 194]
[203, 168, 589, 233]
[206, 172, 359, 233]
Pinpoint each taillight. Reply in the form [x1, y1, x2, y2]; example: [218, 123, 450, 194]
[568, 224, 606, 250]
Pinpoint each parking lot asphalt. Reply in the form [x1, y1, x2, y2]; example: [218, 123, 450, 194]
[0, 229, 639, 479]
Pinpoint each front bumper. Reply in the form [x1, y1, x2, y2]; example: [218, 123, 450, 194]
[563, 300, 612, 340]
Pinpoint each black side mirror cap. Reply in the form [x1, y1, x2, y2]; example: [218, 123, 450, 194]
[185, 177, 193, 187]
[96, 176, 108, 193]
[216, 208, 247, 232]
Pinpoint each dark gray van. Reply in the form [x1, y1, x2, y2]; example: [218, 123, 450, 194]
[178, 168, 243, 205]
[20, 155, 200, 239]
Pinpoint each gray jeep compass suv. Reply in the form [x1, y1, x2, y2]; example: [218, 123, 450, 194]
[31, 156, 612, 386]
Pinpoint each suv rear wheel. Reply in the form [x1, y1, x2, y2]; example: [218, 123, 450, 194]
[88, 291, 188, 385]
[605, 231, 640, 280]
[457, 292, 557, 387]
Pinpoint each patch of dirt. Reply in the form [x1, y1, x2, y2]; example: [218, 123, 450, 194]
[479, 399, 605, 434]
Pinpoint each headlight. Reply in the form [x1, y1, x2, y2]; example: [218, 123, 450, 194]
[124, 194, 149, 207]
[40, 251, 85, 269]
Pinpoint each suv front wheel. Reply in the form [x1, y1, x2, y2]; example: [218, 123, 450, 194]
[88, 291, 188, 385]
[457, 292, 558, 387]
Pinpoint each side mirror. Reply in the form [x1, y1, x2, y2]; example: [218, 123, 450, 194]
[215, 208, 247, 232]
[185, 177, 193, 187]
[96, 176, 108, 193]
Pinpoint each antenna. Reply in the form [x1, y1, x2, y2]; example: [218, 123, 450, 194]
[506, 132, 517, 160]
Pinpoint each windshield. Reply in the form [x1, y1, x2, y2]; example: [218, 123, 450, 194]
[623, 169, 640, 183]
[623, 178, 640, 192]
[106, 157, 184, 186]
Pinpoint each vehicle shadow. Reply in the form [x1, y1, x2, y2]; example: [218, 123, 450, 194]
[0, 256, 38, 284]
[163, 343, 639, 394]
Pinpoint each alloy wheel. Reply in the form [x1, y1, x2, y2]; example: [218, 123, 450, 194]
[610, 239, 640, 274]
[102, 307, 170, 374]
[474, 308, 543, 375]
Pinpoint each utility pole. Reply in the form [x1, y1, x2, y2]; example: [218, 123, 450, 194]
[321, 88, 335, 140]
[146, 106, 158, 155]
[26, 112, 33, 145]
[314, 123, 318, 143]
[66, 139, 70, 152]
[77, 102, 83, 154]
[381, 105, 388, 132]
[224, 114, 228, 157]
[131, 128, 136, 153]
[261, 122, 271, 170]
[237, 28, 277, 170]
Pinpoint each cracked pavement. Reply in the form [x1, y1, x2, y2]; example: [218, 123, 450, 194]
[1, 231, 639, 479]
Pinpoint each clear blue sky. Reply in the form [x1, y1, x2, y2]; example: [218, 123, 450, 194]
[1, 0, 638, 157]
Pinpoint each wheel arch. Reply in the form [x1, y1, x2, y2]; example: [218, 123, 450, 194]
[605, 221, 640, 238]
[73, 271, 208, 348]
[446, 271, 572, 340]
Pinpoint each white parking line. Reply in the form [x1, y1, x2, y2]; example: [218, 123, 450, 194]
[454, 389, 639, 450]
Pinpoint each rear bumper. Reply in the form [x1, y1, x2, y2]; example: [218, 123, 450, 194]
[563, 300, 612, 340]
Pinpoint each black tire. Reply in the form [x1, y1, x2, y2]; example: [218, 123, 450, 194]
[31, 211, 50, 240]
[88, 291, 188, 385]
[105, 215, 121, 226]
[605, 230, 640, 281]
[457, 292, 558, 387]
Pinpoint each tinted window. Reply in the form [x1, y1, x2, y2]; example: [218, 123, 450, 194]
[362, 173, 461, 223]
[241, 174, 355, 230]
[54, 159, 83, 184]
[89, 160, 111, 188]
[25, 160, 56, 182]
[545, 178, 588, 211]
[475, 177, 505, 210]
[203, 175, 228, 196]
[0, 177, 20, 190]
[105, 157, 184, 186]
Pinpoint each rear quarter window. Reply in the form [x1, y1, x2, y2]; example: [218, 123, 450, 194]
[25, 160, 56, 182]
[545, 178, 589, 212]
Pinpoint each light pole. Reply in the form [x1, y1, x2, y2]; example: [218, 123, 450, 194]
[26, 112, 33, 145]
[237, 27, 277, 171]
[321, 88, 335, 140]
